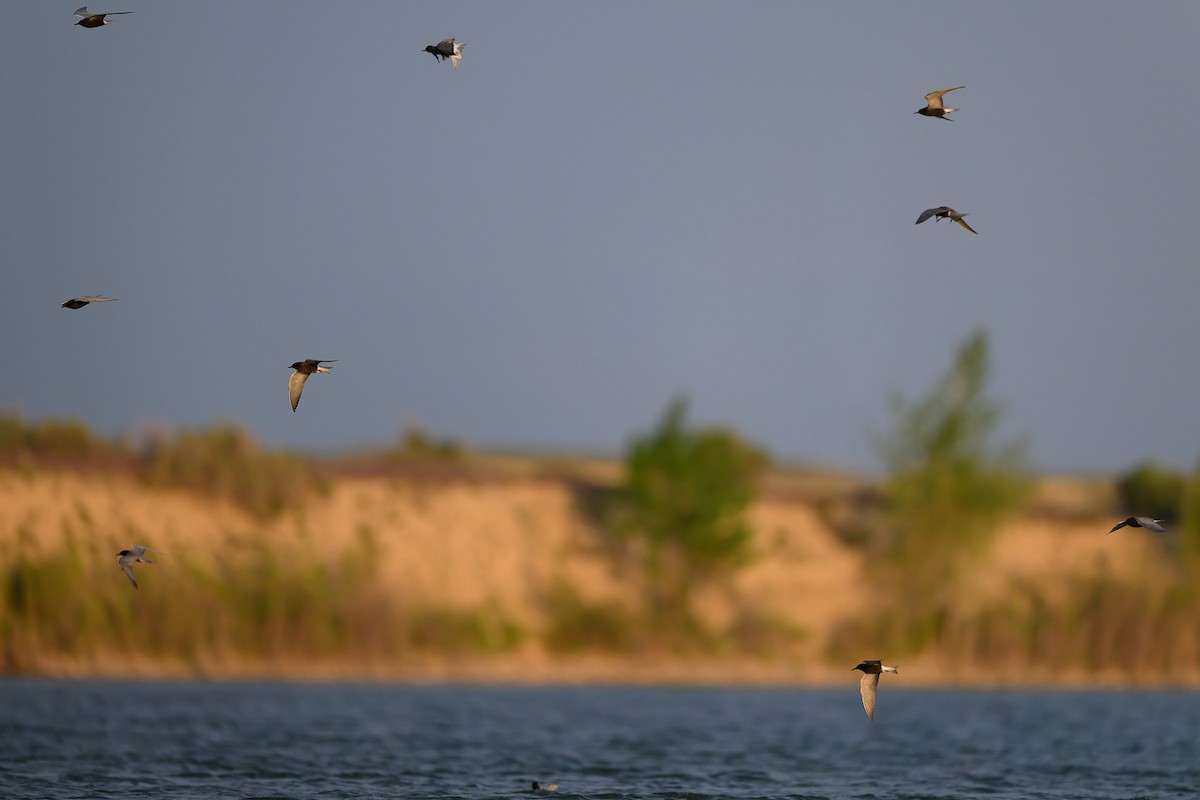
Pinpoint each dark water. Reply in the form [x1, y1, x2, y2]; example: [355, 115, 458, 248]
[1, 680, 1197, 800]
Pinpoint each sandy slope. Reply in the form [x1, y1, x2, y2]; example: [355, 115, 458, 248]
[0, 468, 1159, 684]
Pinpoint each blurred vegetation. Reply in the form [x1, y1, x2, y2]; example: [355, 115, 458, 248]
[829, 574, 1200, 676]
[0, 412, 125, 466]
[0, 413, 326, 519]
[874, 331, 1029, 591]
[1115, 460, 1183, 524]
[0, 526, 524, 673]
[610, 398, 768, 641]
[7, 406, 1200, 680]
[139, 426, 327, 519]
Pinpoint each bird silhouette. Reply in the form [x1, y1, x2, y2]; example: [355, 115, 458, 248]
[1108, 517, 1167, 534]
[289, 359, 336, 412]
[916, 206, 977, 234]
[74, 7, 132, 28]
[61, 295, 117, 309]
[531, 782, 559, 792]
[424, 38, 465, 69]
[852, 660, 898, 720]
[116, 545, 158, 589]
[914, 86, 965, 121]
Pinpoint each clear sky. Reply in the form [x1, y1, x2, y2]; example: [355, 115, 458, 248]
[3, 2, 1198, 475]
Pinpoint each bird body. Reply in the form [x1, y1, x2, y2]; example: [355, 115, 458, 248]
[74, 7, 132, 27]
[424, 38, 465, 69]
[916, 206, 977, 234]
[61, 295, 117, 309]
[1108, 517, 1167, 534]
[116, 544, 158, 589]
[915, 86, 964, 120]
[532, 782, 559, 792]
[852, 660, 898, 720]
[288, 359, 336, 412]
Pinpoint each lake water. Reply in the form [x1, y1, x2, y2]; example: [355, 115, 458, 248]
[1, 679, 1196, 799]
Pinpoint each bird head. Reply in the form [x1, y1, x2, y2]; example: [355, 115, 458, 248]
[289, 362, 303, 370]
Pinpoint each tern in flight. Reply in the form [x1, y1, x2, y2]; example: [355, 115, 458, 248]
[288, 359, 336, 412]
[1108, 517, 1167, 534]
[116, 545, 158, 589]
[915, 86, 964, 121]
[424, 38, 465, 69]
[852, 660, 899, 720]
[74, 7, 132, 28]
[916, 206, 977, 234]
[60, 295, 117, 309]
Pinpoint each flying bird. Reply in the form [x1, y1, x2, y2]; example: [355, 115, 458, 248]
[916, 206, 977, 234]
[531, 782, 559, 792]
[914, 86, 965, 121]
[116, 544, 158, 589]
[289, 359, 336, 412]
[74, 7, 132, 28]
[60, 295, 117, 309]
[852, 660, 898, 720]
[424, 38, 465, 69]
[1108, 517, 1167, 534]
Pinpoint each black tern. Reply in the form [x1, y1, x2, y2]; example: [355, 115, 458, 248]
[116, 544, 158, 589]
[424, 38, 465, 69]
[60, 295, 117, 309]
[74, 6, 132, 28]
[288, 359, 336, 412]
[531, 782, 559, 792]
[852, 660, 898, 720]
[915, 86, 964, 121]
[1108, 516, 1167, 534]
[916, 206, 977, 234]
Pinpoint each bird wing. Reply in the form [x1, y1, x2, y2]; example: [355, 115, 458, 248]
[953, 216, 978, 234]
[859, 672, 880, 720]
[75, 7, 90, 17]
[924, 86, 964, 108]
[118, 557, 138, 589]
[289, 371, 310, 412]
[436, 38, 456, 55]
[915, 208, 943, 225]
[1108, 519, 1130, 534]
[1137, 518, 1167, 532]
[80, 295, 116, 302]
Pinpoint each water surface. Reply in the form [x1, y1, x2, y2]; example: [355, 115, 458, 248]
[1, 679, 1195, 799]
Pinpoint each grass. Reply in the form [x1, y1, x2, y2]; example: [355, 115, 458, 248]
[0, 525, 526, 673]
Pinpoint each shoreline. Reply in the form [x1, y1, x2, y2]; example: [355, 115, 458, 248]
[7, 653, 1196, 689]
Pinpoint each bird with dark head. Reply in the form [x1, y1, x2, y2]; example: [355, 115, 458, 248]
[852, 659, 899, 720]
[61, 295, 116, 309]
[914, 86, 965, 121]
[116, 544, 158, 589]
[74, 6, 132, 28]
[1108, 516, 1167, 534]
[424, 38, 465, 69]
[915, 206, 977, 234]
[288, 359, 336, 412]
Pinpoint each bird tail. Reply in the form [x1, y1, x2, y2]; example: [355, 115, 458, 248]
[317, 365, 333, 374]
[943, 107, 958, 114]
[883, 665, 899, 674]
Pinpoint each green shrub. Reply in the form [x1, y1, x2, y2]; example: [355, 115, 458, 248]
[614, 398, 767, 632]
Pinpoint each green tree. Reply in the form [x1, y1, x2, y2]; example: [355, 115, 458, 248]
[616, 398, 767, 635]
[875, 330, 1027, 593]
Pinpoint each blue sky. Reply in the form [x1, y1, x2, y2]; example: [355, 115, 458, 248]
[2, 2, 1198, 474]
